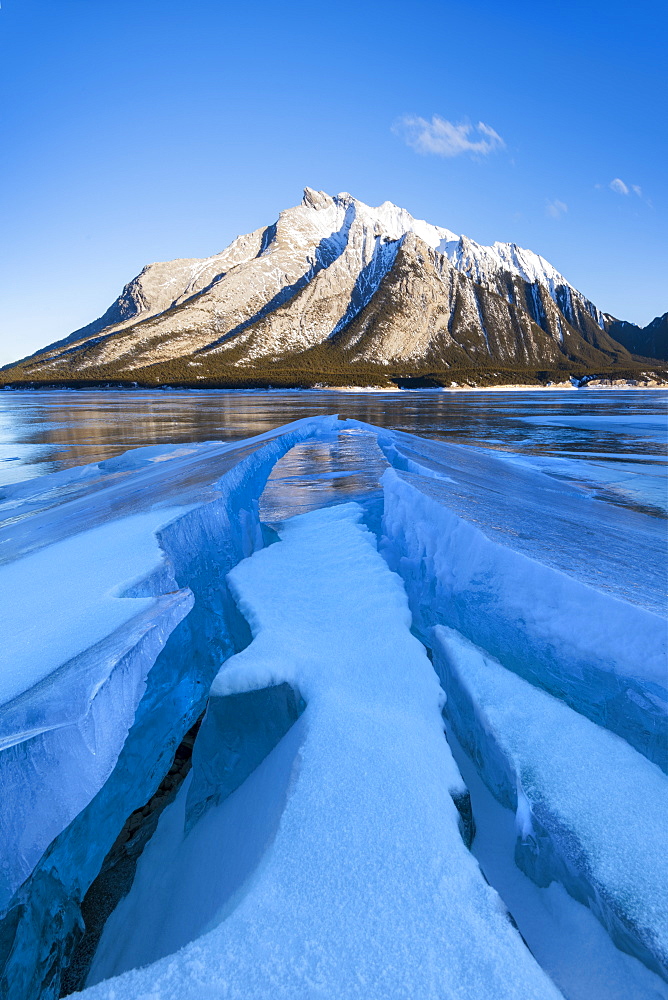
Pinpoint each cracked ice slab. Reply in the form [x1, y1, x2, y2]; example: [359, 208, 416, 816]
[1, 420, 354, 1000]
[0, 508, 194, 908]
[433, 625, 668, 981]
[82, 502, 562, 1000]
[369, 426, 666, 616]
[0, 415, 343, 565]
[379, 461, 667, 770]
[0, 508, 189, 708]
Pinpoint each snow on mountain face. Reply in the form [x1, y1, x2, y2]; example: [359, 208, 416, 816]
[300, 189, 590, 320]
[4, 188, 633, 381]
[437, 236, 605, 330]
[346, 192, 605, 330]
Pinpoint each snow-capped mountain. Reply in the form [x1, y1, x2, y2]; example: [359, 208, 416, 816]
[2, 188, 653, 384]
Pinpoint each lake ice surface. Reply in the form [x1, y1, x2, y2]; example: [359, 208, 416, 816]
[0, 395, 665, 999]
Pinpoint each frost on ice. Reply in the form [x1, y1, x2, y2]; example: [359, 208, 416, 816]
[0, 415, 665, 1000]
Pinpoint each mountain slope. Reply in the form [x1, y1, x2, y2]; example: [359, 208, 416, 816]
[2, 188, 663, 386]
[605, 313, 668, 361]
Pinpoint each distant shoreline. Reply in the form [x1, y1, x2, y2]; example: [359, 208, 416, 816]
[2, 381, 667, 394]
[3, 362, 667, 395]
[325, 383, 668, 393]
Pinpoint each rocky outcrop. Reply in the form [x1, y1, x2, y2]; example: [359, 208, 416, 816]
[329, 235, 616, 368]
[2, 188, 662, 383]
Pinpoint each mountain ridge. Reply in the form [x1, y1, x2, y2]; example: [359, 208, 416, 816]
[605, 313, 668, 362]
[3, 188, 666, 388]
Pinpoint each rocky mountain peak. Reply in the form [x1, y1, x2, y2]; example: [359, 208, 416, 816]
[302, 187, 334, 211]
[3, 187, 663, 386]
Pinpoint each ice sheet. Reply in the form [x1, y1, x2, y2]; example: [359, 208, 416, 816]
[1, 412, 663, 999]
[0, 507, 197, 907]
[0, 508, 186, 705]
[82, 503, 561, 1000]
[369, 424, 666, 615]
[446, 724, 668, 1000]
[0, 416, 342, 564]
[432, 625, 668, 980]
[380, 463, 667, 769]
[0, 416, 343, 1000]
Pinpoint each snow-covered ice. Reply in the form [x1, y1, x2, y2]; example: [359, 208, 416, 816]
[0, 509, 193, 908]
[0, 416, 344, 1000]
[83, 504, 562, 1000]
[446, 724, 668, 1000]
[0, 412, 664, 1000]
[432, 625, 668, 980]
[0, 509, 188, 707]
[377, 433, 667, 770]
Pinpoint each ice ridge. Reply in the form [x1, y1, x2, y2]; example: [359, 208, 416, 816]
[0, 415, 664, 999]
[432, 625, 668, 980]
[0, 417, 342, 1000]
[378, 454, 667, 771]
[83, 503, 562, 1000]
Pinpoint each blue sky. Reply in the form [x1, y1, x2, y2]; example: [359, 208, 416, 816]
[1, 0, 666, 365]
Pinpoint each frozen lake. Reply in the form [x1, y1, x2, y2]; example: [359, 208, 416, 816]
[1, 388, 666, 517]
[1, 392, 666, 1000]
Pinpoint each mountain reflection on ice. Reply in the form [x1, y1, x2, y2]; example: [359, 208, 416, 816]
[1, 388, 665, 518]
[260, 429, 388, 526]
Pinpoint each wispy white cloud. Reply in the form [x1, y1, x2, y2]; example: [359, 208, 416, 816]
[600, 178, 650, 207]
[546, 199, 568, 219]
[610, 177, 630, 195]
[393, 115, 505, 158]
[609, 178, 646, 201]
